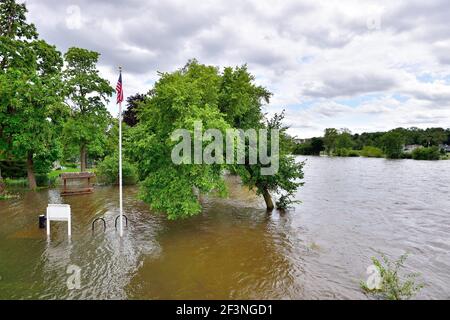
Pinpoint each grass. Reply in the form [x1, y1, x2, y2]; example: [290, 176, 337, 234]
[4, 178, 28, 187]
[3, 167, 93, 190]
[0, 192, 20, 200]
[47, 167, 81, 180]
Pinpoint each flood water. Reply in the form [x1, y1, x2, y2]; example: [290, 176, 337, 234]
[0, 156, 449, 299]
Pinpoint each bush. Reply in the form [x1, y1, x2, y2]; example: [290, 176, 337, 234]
[5, 178, 28, 188]
[35, 174, 49, 187]
[62, 162, 78, 169]
[276, 192, 300, 210]
[400, 152, 412, 159]
[97, 154, 138, 185]
[0, 160, 27, 178]
[360, 146, 384, 158]
[411, 146, 440, 160]
[334, 148, 349, 157]
[361, 253, 424, 300]
[334, 148, 360, 157]
[347, 149, 360, 157]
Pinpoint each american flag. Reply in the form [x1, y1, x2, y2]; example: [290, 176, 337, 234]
[116, 72, 123, 104]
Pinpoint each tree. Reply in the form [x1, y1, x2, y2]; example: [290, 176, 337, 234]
[0, 0, 37, 40]
[310, 137, 325, 155]
[217, 65, 303, 210]
[62, 47, 113, 172]
[130, 61, 304, 218]
[123, 93, 146, 127]
[234, 111, 304, 210]
[323, 128, 338, 155]
[335, 128, 354, 150]
[380, 131, 405, 159]
[0, 0, 66, 189]
[129, 61, 229, 219]
[420, 128, 447, 147]
[293, 137, 324, 156]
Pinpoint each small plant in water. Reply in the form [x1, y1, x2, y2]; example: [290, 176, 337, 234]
[361, 252, 424, 300]
[0, 192, 19, 200]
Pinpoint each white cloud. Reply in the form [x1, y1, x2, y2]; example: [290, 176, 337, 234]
[25, 0, 450, 137]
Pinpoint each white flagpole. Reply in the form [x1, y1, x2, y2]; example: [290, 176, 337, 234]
[118, 66, 124, 237]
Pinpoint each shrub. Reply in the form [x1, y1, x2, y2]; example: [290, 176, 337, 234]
[97, 154, 138, 185]
[0, 177, 5, 194]
[411, 146, 440, 160]
[361, 253, 424, 300]
[334, 148, 349, 157]
[36, 174, 49, 187]
[276, 191, 300, 210]
[62, 162, 78, 169]
[5, 178, 28, 188]
[360, 146, 384, 158]
[400, 152, 412, 159]
[347, 149, 360, 157]
[293, 143, 313, 155]
[334, 148, 359, 157]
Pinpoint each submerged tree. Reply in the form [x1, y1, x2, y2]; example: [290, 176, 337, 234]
[62, 47, 114, 172]
[218, 66, 304, 210]
[130, 61, 304, 218]
[0, 0, 66, 189]
[129, 61, 229, 219]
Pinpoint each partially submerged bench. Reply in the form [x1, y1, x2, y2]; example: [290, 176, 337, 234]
[60, 172, 95, 196]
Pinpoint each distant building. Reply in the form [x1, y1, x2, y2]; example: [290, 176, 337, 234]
[439, 144, 450, 152]
[294, 138, 308, 144]
[403, 144, 422, 153]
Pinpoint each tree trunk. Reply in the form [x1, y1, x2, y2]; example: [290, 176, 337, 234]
[26, 151, 37, 190]
[0, 169, 5, 194]
[262, 187, 274, 211]
[80, 144, 87, 172]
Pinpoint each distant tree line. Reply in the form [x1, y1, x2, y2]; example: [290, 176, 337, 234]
[293, 127, 450, 160]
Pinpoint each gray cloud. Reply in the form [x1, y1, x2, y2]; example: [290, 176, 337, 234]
[302, 72, 399, 98]
[22, 0, 450, 137]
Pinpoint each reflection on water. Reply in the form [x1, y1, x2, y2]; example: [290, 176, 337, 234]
[0, 157, 449, 299]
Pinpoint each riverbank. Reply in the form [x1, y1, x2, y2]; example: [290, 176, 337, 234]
[294, 147, 450, 160]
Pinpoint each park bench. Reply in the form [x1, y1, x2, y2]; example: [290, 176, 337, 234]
[60, 172, 95, 196]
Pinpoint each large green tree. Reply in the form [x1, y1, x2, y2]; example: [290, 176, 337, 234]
[62, 47, 113, 171]
[130, 60, 304, 218]
[129, 61, 229, 219]
[0, 0, 66, 189]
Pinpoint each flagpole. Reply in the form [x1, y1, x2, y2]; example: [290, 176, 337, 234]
[118, 66, 124, 238]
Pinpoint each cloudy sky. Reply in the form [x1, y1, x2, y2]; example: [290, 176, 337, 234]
[26, 0, 450, 138]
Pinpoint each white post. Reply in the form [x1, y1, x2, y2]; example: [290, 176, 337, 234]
[118, 67, 124, 238]
[68, 215, 71, 237]
[46, 213, 50, 236]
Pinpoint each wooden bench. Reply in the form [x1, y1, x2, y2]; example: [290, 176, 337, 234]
[60, 172, 96, 196]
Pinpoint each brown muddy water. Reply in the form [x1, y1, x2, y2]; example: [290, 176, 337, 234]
[0, 156, 449, 299]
